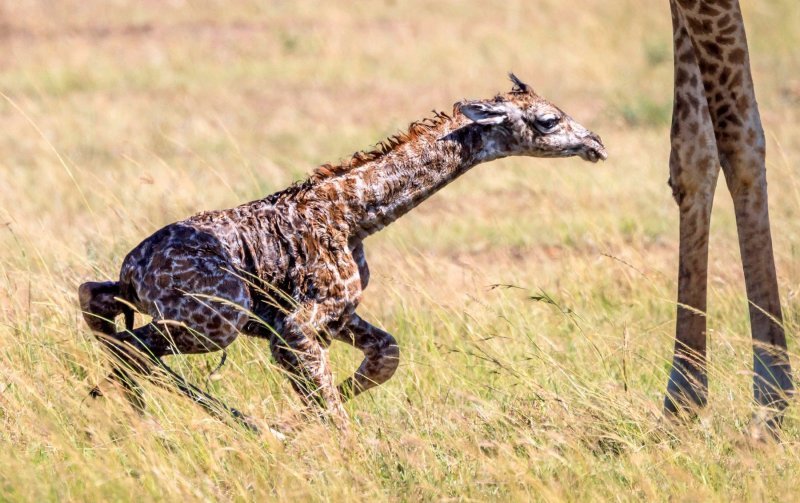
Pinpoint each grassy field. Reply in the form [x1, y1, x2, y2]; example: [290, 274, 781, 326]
[1, 0, 800, 500]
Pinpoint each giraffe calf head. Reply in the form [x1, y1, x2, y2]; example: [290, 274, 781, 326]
[457, 73, 607, 163]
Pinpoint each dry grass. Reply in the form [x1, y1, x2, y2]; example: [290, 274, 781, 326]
[1, 0, 800, 500]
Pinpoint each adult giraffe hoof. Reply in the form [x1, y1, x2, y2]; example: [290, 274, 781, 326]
[748, 409, 785, 443]
[753, 348, 794, 410]
[664, 361, 708, 418]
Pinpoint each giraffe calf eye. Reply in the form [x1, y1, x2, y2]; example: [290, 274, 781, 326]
[534, 114, 560, 132]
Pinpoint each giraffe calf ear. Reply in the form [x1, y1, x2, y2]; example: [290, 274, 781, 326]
[508, 73, 531, 94]
[458, 101, 510, 125]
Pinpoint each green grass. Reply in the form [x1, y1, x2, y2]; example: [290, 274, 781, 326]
[1, 1, 800, 500]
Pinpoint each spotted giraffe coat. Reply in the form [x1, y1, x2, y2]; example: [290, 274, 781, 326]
[79, 75, 606, 426]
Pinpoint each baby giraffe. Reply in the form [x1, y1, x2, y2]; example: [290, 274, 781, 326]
[79, 74, 606, 430]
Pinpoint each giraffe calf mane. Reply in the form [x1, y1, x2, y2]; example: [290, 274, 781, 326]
[309, 109, 454, 183]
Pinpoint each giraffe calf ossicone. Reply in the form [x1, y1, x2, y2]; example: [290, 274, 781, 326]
[79, 74, 606, 430]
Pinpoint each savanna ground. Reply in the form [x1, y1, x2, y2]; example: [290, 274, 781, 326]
[1, 1, 800, 500]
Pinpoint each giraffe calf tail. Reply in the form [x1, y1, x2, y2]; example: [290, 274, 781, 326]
[78, 281, 134, 335]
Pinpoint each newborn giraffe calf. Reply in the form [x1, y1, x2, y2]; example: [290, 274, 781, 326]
[80, 75, 606, 430]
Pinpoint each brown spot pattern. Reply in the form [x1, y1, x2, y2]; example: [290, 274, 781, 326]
[79, 76, 606, 428]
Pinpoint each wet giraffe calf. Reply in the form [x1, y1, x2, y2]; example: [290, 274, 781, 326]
[79, 74, 606, 430]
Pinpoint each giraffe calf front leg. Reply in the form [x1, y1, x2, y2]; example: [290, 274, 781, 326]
[335, 315, 400, 400]
[270, 311, 348, 428]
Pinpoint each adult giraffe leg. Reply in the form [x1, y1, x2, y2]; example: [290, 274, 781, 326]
[725, 165, 793, 426]
[663, 1, 721, 415]
[711, 36, 793, 425]
[335, 315, 400, 400]
[672, 0, 793, 427]
[664, 163, 719, 415]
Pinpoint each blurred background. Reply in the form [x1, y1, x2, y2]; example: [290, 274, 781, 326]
[1, 1, 799, 500]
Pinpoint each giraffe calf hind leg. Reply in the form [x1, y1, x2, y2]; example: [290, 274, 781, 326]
[92, 324, 258, 432]
[152, 357, 260, 433]
[79, 281, 150, 407]
[79, 281, 126, 335]
[89, 367, 147, 413]
[81, 287, 257, 431]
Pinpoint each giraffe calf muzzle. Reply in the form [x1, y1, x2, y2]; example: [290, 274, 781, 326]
[579, 134, 608, 163]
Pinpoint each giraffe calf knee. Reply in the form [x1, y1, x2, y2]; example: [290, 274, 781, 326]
[340, 332, 400, 399]
[368, 334, 400, 386]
